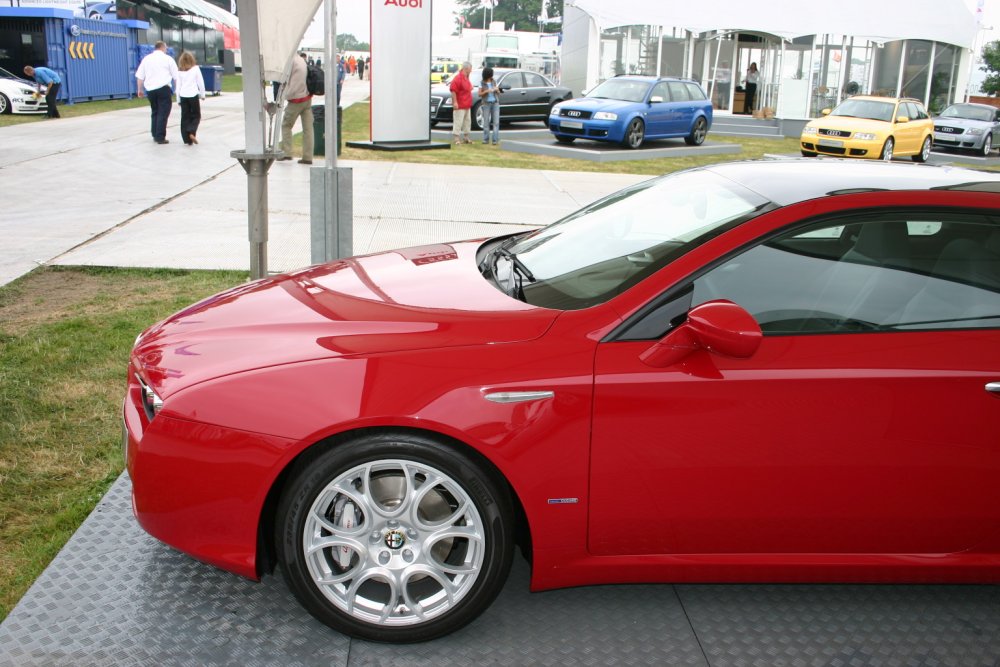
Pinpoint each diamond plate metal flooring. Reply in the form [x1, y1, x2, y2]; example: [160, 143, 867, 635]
[1, 475, 998, 666]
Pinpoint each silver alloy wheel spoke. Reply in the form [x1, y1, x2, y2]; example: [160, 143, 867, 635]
[303, 458, 486, 627]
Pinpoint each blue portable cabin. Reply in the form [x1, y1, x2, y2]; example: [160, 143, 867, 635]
[0, 7, 148, 104]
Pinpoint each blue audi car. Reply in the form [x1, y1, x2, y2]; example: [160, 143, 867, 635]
[549, 76, 713, 149]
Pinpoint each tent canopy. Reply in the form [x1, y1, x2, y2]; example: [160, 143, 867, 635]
[567, 0, 980, 49]
[258, 0, 324, 81]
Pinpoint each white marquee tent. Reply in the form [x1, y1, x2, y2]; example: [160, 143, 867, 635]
[567, 0, 981, 48]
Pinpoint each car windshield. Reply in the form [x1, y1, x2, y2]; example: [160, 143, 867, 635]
[587, 79, 652, 103]
[830, 99, 895, 122]
[481, 169, 770, 310]
[0, 66, 20, 80]
[940, 104, 994, 122]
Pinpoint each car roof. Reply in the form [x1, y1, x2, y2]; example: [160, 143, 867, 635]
[845, 95, 923, 105]
[702, 159, 1000, 207]
[610, 75, 697, 83]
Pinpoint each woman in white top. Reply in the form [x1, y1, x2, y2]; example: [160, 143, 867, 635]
[177, 51, 206, 145]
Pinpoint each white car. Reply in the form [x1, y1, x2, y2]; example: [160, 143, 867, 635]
[0, 67, 48, 115]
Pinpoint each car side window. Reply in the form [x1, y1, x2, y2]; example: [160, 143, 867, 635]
[501, 72, 524, 89]
[667, 82, 691, 102]
[903, 102, 920, 121]
[650, 82, 670, 102]
[685, 83, 707, 100]
[686, 213, 1000, 334]
[523, 72, 545, 88]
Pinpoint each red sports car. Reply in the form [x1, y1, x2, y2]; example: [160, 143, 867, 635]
[125, 160, 1000, 643]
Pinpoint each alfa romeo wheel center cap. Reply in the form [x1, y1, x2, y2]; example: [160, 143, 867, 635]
[385, 529, 406, 549]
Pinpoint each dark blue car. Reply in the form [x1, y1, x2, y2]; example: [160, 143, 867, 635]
[549, 76, 713, 149]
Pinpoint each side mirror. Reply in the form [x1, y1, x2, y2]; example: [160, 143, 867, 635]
[649, 95, 664, 104]
[639, 300, 762, 368]
[821, 108, 831, 116]
[896, 116, 910, 123]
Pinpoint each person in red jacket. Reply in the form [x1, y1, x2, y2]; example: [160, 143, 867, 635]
[449, 61, 473, 144]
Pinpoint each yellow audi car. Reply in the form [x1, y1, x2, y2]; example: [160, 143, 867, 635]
[800, 96, 934, 162]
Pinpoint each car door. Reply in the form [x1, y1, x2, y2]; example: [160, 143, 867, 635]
[667, 81, 697, 136]
[589, 210, 1000, 557]
[498, 71, 527, 120]
[896, 102, 922, 153]
[644, 81, 673, 136]
[521, 71, 553, 118]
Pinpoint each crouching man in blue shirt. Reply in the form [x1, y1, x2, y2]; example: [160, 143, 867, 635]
[23, 66, 61, 118]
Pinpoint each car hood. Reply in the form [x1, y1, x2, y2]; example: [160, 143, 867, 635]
[934, 117, 992, 129]
[0, 77, 37, 93]
[561, 97, 640, 114]
[431, 83, 452, 97]
[133, 241, 558, 397]
[807, 116, 890, 133]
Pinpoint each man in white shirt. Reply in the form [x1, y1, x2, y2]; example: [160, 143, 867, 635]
[136, 41, 179, 144]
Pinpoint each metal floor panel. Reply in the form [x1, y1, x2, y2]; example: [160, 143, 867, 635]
[1, 476, 998, 666]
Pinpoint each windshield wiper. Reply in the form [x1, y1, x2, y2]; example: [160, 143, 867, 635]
[497, 246, 535, 284]
[489, 241, 535, 300]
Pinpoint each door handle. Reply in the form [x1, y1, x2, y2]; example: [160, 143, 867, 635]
[987, 382, 1000, 394]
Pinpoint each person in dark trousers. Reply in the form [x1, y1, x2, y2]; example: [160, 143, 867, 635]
[743, 62, 760, 115]
[23, 66, 61, 118]
[357, 56, 365, 80]
[176, 51, 205, 145]
[136, 41, 178, 144]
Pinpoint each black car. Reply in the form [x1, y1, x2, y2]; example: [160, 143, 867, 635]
[430, 68, 572, 130]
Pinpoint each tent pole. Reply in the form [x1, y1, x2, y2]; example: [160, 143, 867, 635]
[232, 0, 277, 280]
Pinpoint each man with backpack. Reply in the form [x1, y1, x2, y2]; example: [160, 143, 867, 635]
[279, 52, 315, 165]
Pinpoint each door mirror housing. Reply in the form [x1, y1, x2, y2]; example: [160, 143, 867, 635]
[640, 300, 763, 368]
[649, 95, 664, 104]
[821, 108, 831, 116]
[896, 115, 910, 123]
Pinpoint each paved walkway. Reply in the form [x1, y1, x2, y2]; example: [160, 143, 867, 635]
[1, 75, 645, 287]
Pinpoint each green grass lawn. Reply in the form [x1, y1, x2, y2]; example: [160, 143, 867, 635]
[0, 267, 247, 622]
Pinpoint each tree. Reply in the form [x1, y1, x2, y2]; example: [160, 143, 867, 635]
[982, 40, 1000, 96]
[337, 34, 370, 52]
[456, 0, 563, 33]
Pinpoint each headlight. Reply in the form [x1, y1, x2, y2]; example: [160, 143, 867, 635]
[801, 126, 818, 135]
[443, 98, 453, 107]
[550, 104, 563, 116]
[19, 87, 34, 95]
[593, 111, 618, 121]
[966, 127, 985, 136]
[854, 132, 877, 141]
[136, 374, 163, 420]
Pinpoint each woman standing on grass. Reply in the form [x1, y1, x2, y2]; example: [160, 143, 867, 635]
[177, 51, 206, 145]
[478, 66, 501, 145]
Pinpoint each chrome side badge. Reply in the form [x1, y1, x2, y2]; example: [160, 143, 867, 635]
[483, 391, 555, 404]
[547, 498, 579, 504]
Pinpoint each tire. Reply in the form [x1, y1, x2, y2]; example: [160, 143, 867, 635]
[621, 117, 645, 149]
[471, 103, 483, 131]
[0, 93, 10, 115]
[880, 137, 894, 162]
[912, 136, 931, 163]
[981, 134, 993, 157]
[276, 431, 515, 643]
[800, 149, 817, 157]
[555, 135, 576, 144]
[684, 116, 708, 146]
